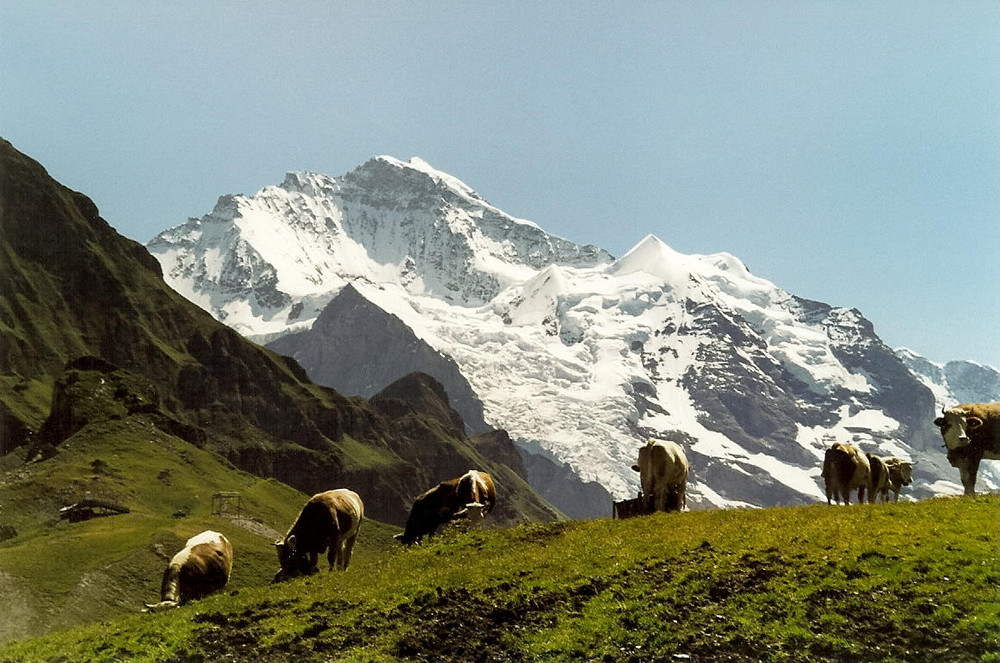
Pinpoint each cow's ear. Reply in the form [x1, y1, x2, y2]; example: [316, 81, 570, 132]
[631, 464, 640, 472]
[967, 416, 984, 430]
[933, 417, 946, 427]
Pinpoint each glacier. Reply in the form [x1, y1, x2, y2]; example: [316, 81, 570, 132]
[148, 155, 999, 511]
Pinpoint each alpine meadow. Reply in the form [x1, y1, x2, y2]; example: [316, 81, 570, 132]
[0, 132, 997, 663]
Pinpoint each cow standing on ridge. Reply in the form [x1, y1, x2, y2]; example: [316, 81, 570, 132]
[274, 489, 364, 582]
[867, 453, 890, 504]
[145, 530, 232, 611]
[934, 402, 1000, 496]
[631, 439, 689, 513]
[822, 443, 870, 505]
[883, 458, 914, 502]
[395, 470, 496, 545]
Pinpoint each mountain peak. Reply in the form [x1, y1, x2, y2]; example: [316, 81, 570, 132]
[609, 234, 690, 283]
[348, 155, 488, 210]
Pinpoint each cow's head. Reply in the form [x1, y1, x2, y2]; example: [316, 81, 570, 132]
[934, 407, 982, 451]
[393, 531, 420, 546]
[886, 458, 914, 486]
[454, 502, 486, 528]
[143, 599, 178, 613]
[272, 535, 314, 582]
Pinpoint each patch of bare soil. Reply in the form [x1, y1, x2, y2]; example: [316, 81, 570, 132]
[0, 571, 38, 644]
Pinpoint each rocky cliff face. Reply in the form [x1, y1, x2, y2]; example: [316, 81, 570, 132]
[147, 155, 998, 511]
[267, 284, 491, 435]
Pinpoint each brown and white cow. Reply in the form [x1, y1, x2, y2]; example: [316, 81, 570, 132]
[934, 402, 1000, 496]
[822, 442, 870, 505]
[866, 453, 889, 504]
[145, 530, 232, 611]
[631, 439, 689, 513]
[273, 489, 364, 582]
[883, 457, 914, 502]
[395, 470, 496, 545]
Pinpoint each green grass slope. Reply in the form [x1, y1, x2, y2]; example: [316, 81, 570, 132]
[2, 495, 996, 663]
[0, 416, 401, 645]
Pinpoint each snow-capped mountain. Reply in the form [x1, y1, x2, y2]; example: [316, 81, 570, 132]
[896, 349, 1000, 410]
[148, 156, 998, 510]
[149, 157, 611, 341]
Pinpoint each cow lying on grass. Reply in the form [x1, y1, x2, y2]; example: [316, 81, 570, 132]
[395, 470, 496, 545]
[145, 530, 232, 612]
[934, 402, 1000, 496]
[274, 489, 364, 582]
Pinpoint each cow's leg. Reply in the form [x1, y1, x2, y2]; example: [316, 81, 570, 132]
[340, 532, 359, 570]
[326, 536, 343, 571]
[654, 490, 667, 513]
[959, 455, 981, 496]
[307, 551, 320, 574]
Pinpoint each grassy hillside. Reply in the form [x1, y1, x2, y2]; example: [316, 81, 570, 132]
[2, 495, 996, 663]
[0, 415, 401, 645]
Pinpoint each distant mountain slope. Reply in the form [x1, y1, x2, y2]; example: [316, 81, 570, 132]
[897, 349, 1000, 408]
[0, 138, 559, 528]
[267, 283, 491, 434]
[266, 284, 615, 518]
[148, 155, 998, 509]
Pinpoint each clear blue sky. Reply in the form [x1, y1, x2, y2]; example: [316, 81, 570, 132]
[2, 2, 997, 368]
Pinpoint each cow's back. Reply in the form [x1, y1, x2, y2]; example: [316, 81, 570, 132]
[637, 440, 688, 493]
[288, 489, 362, 552]
[178, 538, 233, 601]
[160, 530, 232, 605]
[650, 441, 688, 484]
[824, 443, 867, 488]
[457, 470, 496, 513]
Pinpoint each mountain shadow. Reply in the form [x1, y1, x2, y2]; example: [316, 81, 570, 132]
[267, 284, 491, 435]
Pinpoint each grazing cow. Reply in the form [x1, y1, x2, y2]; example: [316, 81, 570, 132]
[883, 457, 914, 502]
[273, 489, 364, 582]
[934, 402, 1000, 496]
[631, 440, 689, 513]
[395, 470, 496, 545]
[822, 443, 870, 505]
[145, 530, 232, 612]
[867, 454, 891, 504]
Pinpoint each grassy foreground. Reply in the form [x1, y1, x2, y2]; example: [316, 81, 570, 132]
[1, 495, 997, 663]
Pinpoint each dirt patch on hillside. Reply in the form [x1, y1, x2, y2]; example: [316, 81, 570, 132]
[0, 571, 39, 644]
